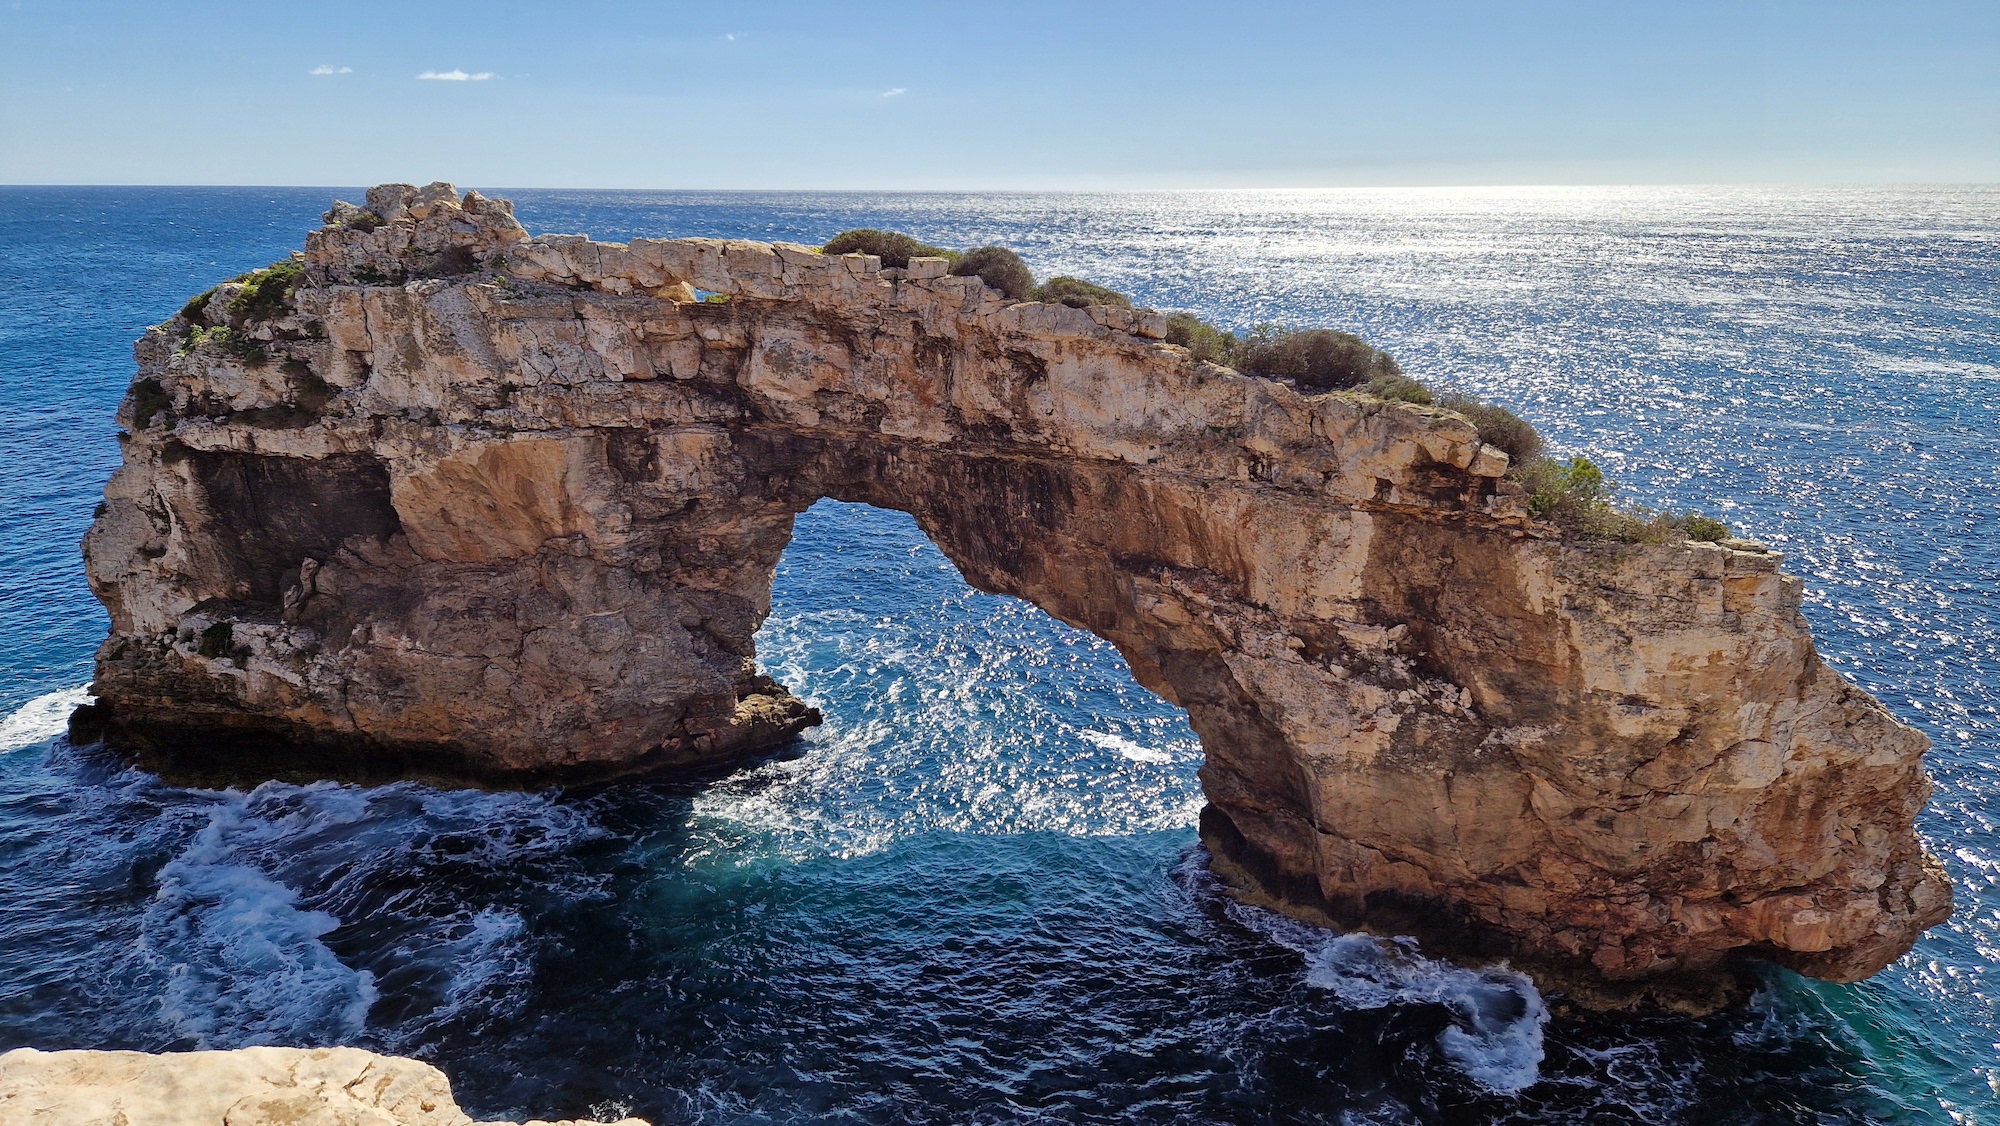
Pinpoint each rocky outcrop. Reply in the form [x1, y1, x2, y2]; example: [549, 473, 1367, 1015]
[0, 1047, 642, 1126]
[78, 182, 1950, 1000]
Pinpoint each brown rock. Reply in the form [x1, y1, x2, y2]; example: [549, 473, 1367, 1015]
[76, 184, 1952, 1002]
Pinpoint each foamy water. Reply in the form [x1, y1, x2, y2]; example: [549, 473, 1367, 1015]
[0, 685, 89, 752]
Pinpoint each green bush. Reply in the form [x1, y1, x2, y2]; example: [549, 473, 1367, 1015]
[179, 286, 219, 327]
[1681, 514, 1730, 542]
[227, 258, 305, 322]
[1522, 455, 1616, 537]
[180, 325, 268, 366]
[1034, 276, 1132, 309]
[822, 229, 961, 269]
[950, 246, 1035, 300]
[1366, 372, 1433, 405]
[1233, 326, 1403, 392]
[1163, 313, 1238, 364]
[1519, 456, 1731, 544]
[1437, 394, 1543, 466]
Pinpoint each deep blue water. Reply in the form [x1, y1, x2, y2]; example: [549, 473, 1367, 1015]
[2, 185, 1997, 1124]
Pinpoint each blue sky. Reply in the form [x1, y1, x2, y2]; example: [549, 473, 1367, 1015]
[1, 0, 1994, 187]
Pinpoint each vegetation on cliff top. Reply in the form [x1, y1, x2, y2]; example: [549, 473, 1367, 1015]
[176, 257, 303, 331]
[227, 257, 305, 322]
[951, 246, 1035, 301]
[1437, 392, 1727, 543]
[822, 229, 962, 269]
[818, 225, 1730, 545]
[1035, 276, 1132, 309]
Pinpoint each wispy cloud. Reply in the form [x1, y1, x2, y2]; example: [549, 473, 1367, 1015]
[880, 87, 906, 98]
[309, 65, 352, 76]
[724, 32, 737, 41]
[417, 69, 494, 82]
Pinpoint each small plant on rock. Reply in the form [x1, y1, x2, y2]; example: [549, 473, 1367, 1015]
[1681, 514, 1730, 542]
[822, 229, 962, 269]
[950, 246, 1035, 300]
[227, 258, 305, 322]
[179, 286, 219, 327]
[1163, 313, 1238, 364]
[1365, 372, 1433, 405]
[1233, 326, 1403, 393]
[1437, 394, 1543, 466]
[1034, 276, 1132, 309]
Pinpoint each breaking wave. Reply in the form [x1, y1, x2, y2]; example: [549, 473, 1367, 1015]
[0, 685, 90, 752]
[137, 786, 380, 1046]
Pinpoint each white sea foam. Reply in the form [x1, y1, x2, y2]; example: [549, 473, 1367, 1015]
[137, 784, 378, 1047]
[1078, 729, 1175, 764]
[1234, 904, 1549, 1094]
[0, 684, 92, 751]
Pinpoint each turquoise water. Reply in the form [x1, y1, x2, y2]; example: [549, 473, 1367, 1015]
[1, 186, 1996, 1123]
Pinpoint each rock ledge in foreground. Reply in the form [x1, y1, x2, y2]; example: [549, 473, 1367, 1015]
[0, 1047, 644, 1126]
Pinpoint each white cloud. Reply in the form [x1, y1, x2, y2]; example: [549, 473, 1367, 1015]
[880, 87, 906, 98]
[724, 32, 736, 41]
[309, 65, 352, 76]
[417, 69, 494, 82]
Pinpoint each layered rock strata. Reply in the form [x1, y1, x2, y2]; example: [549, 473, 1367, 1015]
[78, 182, 1950, 997]
[0, 1047, 643, 1126]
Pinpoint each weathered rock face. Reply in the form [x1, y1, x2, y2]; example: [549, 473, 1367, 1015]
[0, 1046, 643, 1126]
[79, 182, 1949, 999]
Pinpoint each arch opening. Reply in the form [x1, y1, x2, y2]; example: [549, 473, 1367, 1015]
[722, 498, 1203, 853]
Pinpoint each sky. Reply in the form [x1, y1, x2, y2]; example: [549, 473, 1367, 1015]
[1, 0, 1995, 188]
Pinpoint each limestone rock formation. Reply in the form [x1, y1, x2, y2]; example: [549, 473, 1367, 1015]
[77, 182, 1951, 1000]
[0, 1046, 643, 1126]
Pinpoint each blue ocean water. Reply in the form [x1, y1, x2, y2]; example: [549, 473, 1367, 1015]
[1, 185, 1997, 1124]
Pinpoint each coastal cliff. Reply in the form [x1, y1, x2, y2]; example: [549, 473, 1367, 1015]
[76, 182, 1950, 1001]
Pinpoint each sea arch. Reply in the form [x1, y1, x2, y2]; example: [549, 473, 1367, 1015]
[77, 183, 1949, 1003]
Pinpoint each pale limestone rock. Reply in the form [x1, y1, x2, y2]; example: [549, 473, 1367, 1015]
[0, 1047, 645, 1126]
[76, 184, 1951, 1005]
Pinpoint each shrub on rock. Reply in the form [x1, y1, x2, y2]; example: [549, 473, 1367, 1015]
[1437, 394, 1543, 466]
[950, 246, 1035, 301]
[822, 229, 960, 269]
[1163, 313, 1238, 364]
[227, 258, 305, 323]
[1034, 276, 1132, 309]
[1234, 326, 1403, 393]
[1366, 372, 1433, 405]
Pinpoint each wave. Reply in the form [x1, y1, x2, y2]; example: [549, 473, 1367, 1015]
[1226, 899, 1549, 1094]
[0, 684, 91, 752]
[137, 783, 379, 1047]
[1076, 728, 1176, 764]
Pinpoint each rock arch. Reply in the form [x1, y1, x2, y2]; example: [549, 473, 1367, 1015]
[79, 183, 1949, 1003]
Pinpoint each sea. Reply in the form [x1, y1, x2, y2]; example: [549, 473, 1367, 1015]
[1, 185, 1996, 1125]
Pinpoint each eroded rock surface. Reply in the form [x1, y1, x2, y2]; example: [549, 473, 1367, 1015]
[78, 182, 1950, 999]
[0, 1046, 643, 1126]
